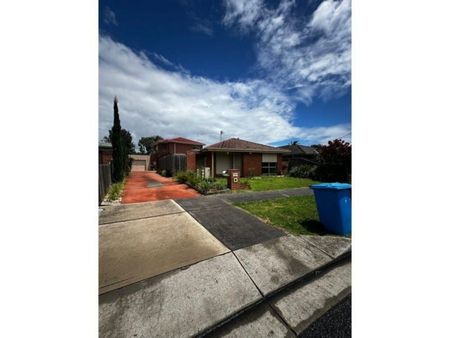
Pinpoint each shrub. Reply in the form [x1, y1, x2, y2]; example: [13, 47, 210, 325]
[196, 180, 212, 194]
[289, 164, 317, 179]
[176, 171, 190, 183]
[105, 180, 125, 201]
[315, 139, 351, 182]
[212, 180, 227, 190]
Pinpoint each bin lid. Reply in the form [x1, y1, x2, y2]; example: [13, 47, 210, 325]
[310, 182, 351, 190]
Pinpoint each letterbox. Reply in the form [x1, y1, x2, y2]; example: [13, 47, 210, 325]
[227, 169, 241, 190]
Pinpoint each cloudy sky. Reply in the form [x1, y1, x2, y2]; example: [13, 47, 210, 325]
[99, 0, 351, 146]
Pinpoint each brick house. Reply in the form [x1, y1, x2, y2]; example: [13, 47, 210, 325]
[154, 137, 205, 173]
[190, 138, 289, 177]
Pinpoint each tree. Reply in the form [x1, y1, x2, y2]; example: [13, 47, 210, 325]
[138, 135, 163, 154]
[315, 139, 351, 182]
[289, 140, 299, 146]
[104, 129, 136, 154]
[111, 97, 124, 182]
[103, 127, 136, 175]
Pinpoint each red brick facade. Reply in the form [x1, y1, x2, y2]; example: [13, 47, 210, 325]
[155, 141, 203, 166]
[277, 154, 283, 175]
[186, 151, 197, 171]
[242, 153, 262, 177]
[99, 149, 113, 165]
[187, 152, 284, 177]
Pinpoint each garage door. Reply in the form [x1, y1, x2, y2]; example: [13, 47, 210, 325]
[131, 160, 146, 171]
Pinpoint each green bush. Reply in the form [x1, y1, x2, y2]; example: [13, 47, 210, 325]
[177, 171, 229, 193]
[105, 180, 125, 201]
[212, 180, 227, 190]
[176, 171, 190, 183]
[289, 165, 317, 179]
[196, 180, 212, 194]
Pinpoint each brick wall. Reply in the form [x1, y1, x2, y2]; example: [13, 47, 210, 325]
[173, 143, 199, 154]
[277, 154, 284, 175]
[242, 153, 262, 177]
[186, 151, 197, 171]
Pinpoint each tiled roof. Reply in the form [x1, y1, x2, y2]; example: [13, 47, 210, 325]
[204, 138, 289, 153]
[158, 137, 204, 145]
[279, 144, 319, 155]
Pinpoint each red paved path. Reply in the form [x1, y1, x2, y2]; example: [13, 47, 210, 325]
[121, 171, 200, 204]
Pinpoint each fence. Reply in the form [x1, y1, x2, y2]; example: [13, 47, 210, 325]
[99, 163, 112, 205]
[157, 154, 187, 176]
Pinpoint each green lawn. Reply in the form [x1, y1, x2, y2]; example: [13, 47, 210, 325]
[235, 195, 330, 235]
[215, 176, 318, 192]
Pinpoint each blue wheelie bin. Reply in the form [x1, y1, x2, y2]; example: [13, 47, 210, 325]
[310, 183, 351, 235]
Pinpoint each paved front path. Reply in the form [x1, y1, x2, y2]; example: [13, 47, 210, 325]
[176, 197, 284, 250]
[121, 171, 199, 203]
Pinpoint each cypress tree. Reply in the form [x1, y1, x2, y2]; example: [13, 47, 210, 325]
[111, 96, 124, 182]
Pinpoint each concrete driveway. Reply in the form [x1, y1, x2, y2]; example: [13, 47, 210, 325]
[99, 199, 228, 294]
[121, 171, 199, 203]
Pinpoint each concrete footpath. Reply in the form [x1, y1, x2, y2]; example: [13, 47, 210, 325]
[99, 197, 351, 337]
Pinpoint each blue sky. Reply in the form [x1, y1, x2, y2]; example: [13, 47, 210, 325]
[99, 0, 351, 146]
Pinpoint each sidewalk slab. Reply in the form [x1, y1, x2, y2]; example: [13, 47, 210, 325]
[270, 261, 351, 335]
[207, 303, 295, 338]
[99, 253, 262, 338]
[186, 202, 285, 250]
[234, 236, 332, 296]
[99, 199, 183, 224]
[99, 212, 229, 294]
[302, 235, 351, 259]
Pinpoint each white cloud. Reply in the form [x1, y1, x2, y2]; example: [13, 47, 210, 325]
[294, 123, 351, 145]
[222, 0, 351, 104]
[99, 36, 345, 146]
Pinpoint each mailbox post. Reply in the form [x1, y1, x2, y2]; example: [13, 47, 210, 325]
[227, 169, 240, 191]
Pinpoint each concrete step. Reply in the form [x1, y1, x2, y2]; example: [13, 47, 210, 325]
[204, 259, 351, 337]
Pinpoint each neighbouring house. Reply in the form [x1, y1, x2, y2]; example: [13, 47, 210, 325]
[99, 142, 113, 165]
[278, 143, 319, 173]
[155, 137, 205, 175]
[128, 154, 151, 172]
[190, 138, 290, 177]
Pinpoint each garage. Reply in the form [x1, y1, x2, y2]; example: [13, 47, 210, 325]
[131, 159, 147, 172]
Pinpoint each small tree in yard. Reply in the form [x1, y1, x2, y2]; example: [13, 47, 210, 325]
[315, 139, 351, 182]
[111, 97, 124, 182]
[138, 135, 163, 154]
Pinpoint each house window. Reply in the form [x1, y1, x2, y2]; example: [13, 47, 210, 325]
[262, 154, 277, 176]
[262, 162, 277, 175]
